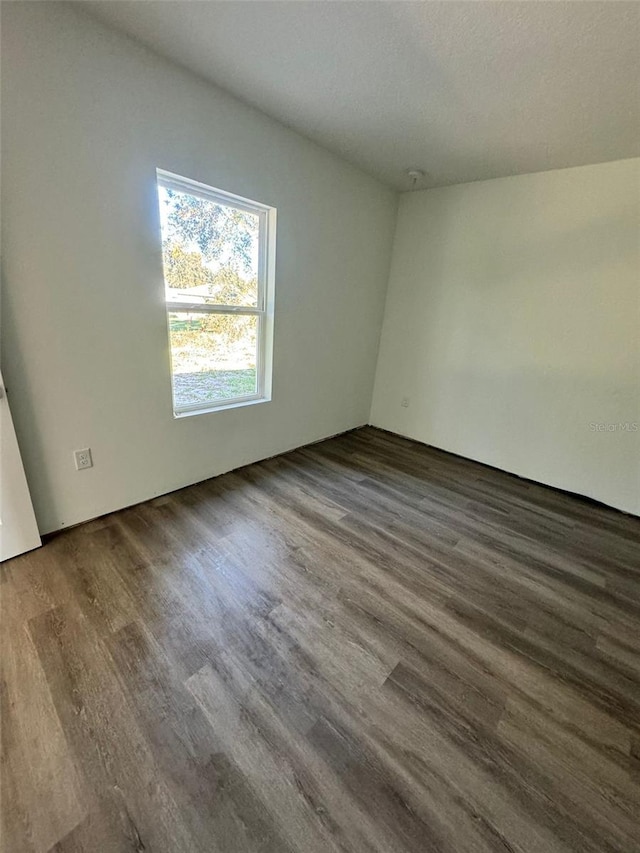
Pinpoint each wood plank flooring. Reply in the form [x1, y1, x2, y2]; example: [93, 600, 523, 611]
[2, 426, 640, 853]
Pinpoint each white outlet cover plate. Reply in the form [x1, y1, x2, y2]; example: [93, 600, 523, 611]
[74, 448, 93, 470]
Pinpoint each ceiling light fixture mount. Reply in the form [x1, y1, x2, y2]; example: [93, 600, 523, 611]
[405, 169, 425, 190]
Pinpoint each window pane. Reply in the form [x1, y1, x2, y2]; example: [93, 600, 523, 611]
[169, 312, 258, 409]
[158, 185, 259, 307]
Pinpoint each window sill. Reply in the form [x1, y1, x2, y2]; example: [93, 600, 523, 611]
[173, 395, 270, 419]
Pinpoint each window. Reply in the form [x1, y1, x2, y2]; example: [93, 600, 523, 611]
[156, 170, 275, 416]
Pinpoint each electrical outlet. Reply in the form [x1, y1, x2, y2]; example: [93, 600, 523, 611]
[401, 397, 410, 408]
[74, 448, 93, 470]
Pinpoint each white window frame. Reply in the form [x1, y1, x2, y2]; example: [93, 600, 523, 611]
[156, 169, 276, 417]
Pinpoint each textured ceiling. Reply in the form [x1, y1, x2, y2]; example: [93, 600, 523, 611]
[81, 1, 640, 190]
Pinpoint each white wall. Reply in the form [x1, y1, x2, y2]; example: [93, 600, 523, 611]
[371, 159, 640, 516]
[1, 2, 397, 534]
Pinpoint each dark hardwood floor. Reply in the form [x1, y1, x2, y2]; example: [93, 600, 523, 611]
[2, 426, 640, 853]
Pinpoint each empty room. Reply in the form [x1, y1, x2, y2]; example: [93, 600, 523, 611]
[1, 1, 639, 851]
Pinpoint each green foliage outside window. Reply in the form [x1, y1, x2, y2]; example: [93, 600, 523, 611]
[160, 189, 259, 343]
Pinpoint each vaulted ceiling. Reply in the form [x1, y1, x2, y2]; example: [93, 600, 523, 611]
[83, 1, 640, 190]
